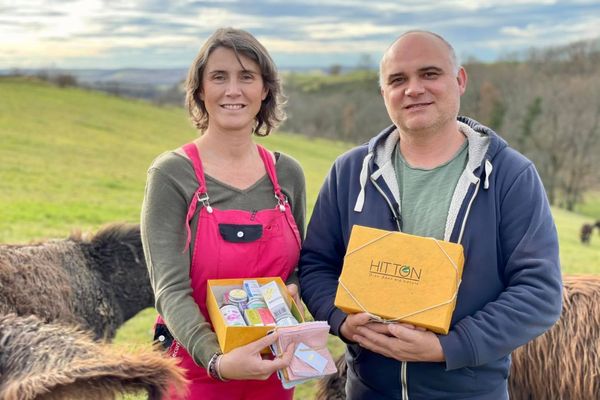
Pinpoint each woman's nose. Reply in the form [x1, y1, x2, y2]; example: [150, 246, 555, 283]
[225, 80, 241, 96]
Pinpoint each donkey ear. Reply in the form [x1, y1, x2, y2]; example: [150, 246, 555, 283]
[84, 224, 144, 284]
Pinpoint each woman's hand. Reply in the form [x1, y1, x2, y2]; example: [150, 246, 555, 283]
[218, 332, 294, 380]
[286, 283, 305, 319]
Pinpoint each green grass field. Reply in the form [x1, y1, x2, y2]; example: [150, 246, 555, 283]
[2, 77, 599, 399]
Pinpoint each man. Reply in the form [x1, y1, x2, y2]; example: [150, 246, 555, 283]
[298, 31, 562, 399]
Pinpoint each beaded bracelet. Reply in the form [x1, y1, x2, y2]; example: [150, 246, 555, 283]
[215, 353, 228, 381]
[207, 352, 224, 381]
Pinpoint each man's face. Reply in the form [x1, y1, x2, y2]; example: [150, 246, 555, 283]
[380, 33, 467, 136]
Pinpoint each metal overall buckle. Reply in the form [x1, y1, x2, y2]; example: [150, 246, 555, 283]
[275, 193, 288, 212]
[197, 192, 213, 213]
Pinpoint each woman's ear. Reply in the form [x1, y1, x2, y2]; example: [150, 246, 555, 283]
[262, 87, 268, 101]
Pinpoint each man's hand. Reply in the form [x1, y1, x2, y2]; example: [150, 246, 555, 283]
[339, 313, 389, 342]
[353, 322, 445, 362]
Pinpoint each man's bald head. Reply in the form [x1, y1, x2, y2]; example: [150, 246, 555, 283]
[379, 30, 459, 88]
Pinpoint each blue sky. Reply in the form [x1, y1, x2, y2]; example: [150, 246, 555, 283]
[1, 0, 599, 70]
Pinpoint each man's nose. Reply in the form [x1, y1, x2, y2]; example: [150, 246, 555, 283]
[405, 79, 425, 96]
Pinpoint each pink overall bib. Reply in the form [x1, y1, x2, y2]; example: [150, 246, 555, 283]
[163, 142, 301, 399]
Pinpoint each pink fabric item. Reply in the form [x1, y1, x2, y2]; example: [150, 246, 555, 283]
[274, 322, 338, 384]
[159, 142, 300, 400]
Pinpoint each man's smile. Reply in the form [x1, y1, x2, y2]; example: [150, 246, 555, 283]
[404, 102, 433, 110]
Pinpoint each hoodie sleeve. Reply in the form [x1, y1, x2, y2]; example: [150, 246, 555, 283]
[298, 162, 350, 338]
[439, 162, 563, 370]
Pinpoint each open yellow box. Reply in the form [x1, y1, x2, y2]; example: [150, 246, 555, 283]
[207, 277, 304, 353]
[335, 225, 464, 334]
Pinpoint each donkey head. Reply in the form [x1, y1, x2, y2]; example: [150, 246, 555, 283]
[82, 223, 154, 323]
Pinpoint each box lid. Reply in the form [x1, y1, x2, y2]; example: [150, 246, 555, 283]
[335, 225, 464, 333]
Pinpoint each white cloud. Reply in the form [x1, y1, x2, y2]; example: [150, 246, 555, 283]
[0, 0, 598, 68]
[278, 0, 557, 13]
[262, 37, 385, 54]
[0, 40, 109, 69]
[494, 15, 600, 47]
[188, 7, 265, 30]
[300, 22, 401, 40]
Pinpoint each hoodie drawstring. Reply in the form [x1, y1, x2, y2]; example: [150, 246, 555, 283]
[354, 152, 373, 212]
[484, 159, 493, 189]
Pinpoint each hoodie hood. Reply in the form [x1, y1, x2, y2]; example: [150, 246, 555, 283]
[356, 116, 507, 240]
[365, 116, 507, 170]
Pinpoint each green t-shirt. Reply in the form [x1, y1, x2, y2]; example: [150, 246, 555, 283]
[393, 141, 468, 239]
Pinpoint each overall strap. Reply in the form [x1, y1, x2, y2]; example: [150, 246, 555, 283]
[257, 145, 287, 211]
[182, 142, 208, 193]
[182, 142, 212, 251]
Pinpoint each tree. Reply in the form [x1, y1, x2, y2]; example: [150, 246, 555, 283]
[477, 81, 506, 132]
[356, 53, 374, 71]
[328, 64, 342, 76]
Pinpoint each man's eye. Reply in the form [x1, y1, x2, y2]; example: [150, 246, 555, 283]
[423, 72, 439, 79]
[390, 77, 405, 85]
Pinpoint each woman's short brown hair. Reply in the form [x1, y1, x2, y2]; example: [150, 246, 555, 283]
[185, 27, 285, 136]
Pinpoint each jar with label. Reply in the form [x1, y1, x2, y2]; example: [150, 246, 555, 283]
[229, 288, 249, 311]
[220, 304, 247, 326]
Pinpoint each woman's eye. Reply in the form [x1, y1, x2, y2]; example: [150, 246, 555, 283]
[241, 73, 254, 81]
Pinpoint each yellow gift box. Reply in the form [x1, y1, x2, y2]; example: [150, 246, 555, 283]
[207, 277, 304, 353]
[334, 225, 464, 334]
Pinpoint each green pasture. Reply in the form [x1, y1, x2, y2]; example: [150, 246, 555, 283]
[2, 77, 599, 399]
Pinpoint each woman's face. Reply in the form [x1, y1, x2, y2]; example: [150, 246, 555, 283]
[200, 47, 267, 135]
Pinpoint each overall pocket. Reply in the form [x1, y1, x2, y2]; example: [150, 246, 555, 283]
[218, 224, 263, 243]
[153, 323, 174, 350]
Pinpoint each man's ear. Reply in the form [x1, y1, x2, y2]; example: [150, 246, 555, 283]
[457, 67, 468, 95]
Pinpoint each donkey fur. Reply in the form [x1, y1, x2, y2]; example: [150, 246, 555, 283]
[316, 275, 600, 400]
[509, 274, 600, 400]
[0, 313, 187, 400]
[0, 223, 153, 340]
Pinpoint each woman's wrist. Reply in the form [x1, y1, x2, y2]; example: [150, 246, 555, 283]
[207, 351, 227, 381]
[215, 354, 228, 381]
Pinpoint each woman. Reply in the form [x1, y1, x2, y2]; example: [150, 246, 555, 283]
[141, 27, 306, 399]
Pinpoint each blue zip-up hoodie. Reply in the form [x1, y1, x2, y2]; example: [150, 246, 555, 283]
[299, 117, 562, 400]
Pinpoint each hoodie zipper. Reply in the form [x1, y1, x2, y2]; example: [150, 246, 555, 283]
[370, 166, 485, 400]
[371, 175, 409, 399]
[457, 178, 481, 243]
[456, 158, 491, 243]
[370, 177, 402, 231]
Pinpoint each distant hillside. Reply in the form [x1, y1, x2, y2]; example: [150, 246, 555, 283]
[0, 65, 333, 91]
[0, 77, 350, 242]
[0, 68, 187, 86]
